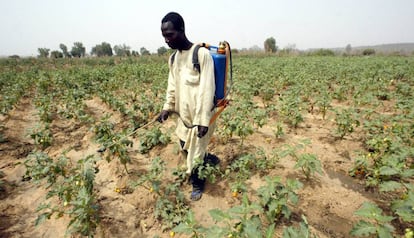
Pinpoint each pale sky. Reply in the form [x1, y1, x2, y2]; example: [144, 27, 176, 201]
[1, 0, 413, 56]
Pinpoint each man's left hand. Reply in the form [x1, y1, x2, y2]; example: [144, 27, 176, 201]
[197, 126, 209, 138]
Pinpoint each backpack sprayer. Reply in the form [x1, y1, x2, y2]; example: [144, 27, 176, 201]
[97, 41, 232, 152]
[207, 41, 233, 125]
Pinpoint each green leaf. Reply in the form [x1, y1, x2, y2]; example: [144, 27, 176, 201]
[374, 214, 395, 223]
[283, 226, 298, 238]
[354, 202, 383, 219]
[350, 220, 376, 236]
[205, 226, 228, 238]
[401, 169, 414, 178]
[265, 224, 275, 238]
[209, 209, 230, 222]
[379, 166, 399, 176]
[379, 181, 402, 192]
[172, 222, 192, 234]
[377, 224, 395, 238]
[35, 212, 51, 226]
[244, 215, 262, 238]
[394, 207, 414, 222]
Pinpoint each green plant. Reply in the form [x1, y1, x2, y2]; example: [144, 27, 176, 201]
[138, 125, 170, 154]
[35, 155, 100, 237]
[350, 148, 414, 191]
[278, 139, 323, 179]
[66, 186, 100, 236]
[218, 102, 254, 147]
[207, 194, 267, 238]
[334, 108, 360, 139]
[132, 157, 166, 193]
[252, 108, 267, 129]
[29, 123, 53, 149]
[105, 131, 133, 172]
[278, 92, 304, 128]
[283, 215, 318, 238]
[133, 157, 189, 231]
[273, 122, 285, 139]
[93, 115, 134, 172]
[35, 95, 55, 123]
[93, 114, 114, 143]
[192, 157, 221, 184]
[257, 176, 303, 222]
[173, 210, 206, 238]
[314, 90, 332, 120]
[154, 182, 189, 231]
[294, 153, 323, 180]
[23, 151, 67, 186]
[225, 153, 256, 195]
[350, 202, 395, 238]
[391, 187, 414, 223]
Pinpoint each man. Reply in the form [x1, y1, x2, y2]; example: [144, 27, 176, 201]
[157, 12, 218, 201]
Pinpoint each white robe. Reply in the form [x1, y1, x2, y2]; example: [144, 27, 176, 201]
[162, 44, 216, 173]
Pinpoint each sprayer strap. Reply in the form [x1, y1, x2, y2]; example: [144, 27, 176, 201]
[169, 51, 177, 67]
[169, 44, 202, 73]
[192, 44, 201, 73]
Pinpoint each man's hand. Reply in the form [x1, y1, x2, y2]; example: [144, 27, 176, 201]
[197, 126, 208, 138]
[157, 110, 169, 123]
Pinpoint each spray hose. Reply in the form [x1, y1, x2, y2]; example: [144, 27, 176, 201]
[96, 111, 197, 153]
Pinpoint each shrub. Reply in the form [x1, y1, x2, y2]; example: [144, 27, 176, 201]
[362, 48, 376, 56]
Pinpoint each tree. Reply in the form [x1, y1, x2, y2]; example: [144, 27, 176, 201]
[264, 37, 277, 53]
[59, 43, 70, 58]
[362, 48, 375, 56]
[37, 48, 50, 58]
[157, 46, 168, 56]
[71, 42, 86, 58]
[345, 44, 352, 55]
[91, 42, 113, 57]
[131, 50, 140, 57]
[50, 50, 63, 58]
[113, 44, 131, 57]
[140, 47, 150, 56]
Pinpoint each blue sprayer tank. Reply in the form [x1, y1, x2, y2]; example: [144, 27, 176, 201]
[209, 46, 226, 101]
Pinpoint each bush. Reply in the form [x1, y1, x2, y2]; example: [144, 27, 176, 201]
[308, 49, 335, 56]
[362, 48, 375, 56]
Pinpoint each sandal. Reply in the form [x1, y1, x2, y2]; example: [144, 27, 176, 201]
[191, 189, 203, 201]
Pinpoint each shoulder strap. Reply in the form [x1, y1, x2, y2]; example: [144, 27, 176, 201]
[170, 45, 203, 73]
[169, 50, 177, 67]
[192, 44, 201, 73]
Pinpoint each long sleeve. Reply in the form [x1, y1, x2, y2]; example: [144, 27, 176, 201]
[162, 58, 176, 111]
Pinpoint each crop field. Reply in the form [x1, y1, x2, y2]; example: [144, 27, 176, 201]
[0, 55, 413, 237]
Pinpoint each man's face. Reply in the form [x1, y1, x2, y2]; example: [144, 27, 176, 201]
[161, 21, 181, 49]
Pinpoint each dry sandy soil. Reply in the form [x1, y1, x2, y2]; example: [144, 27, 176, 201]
[0, 96, 388, 238]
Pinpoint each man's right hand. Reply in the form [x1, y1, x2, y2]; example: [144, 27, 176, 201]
[157, 110, 169, 123]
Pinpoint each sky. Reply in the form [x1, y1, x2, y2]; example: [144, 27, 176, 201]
[1, 0, 414, 56]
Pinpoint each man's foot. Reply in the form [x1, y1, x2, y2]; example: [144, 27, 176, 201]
[189, 173, 205, 201]
[191, 188, 203, 201]
[204, 153, 220, 166]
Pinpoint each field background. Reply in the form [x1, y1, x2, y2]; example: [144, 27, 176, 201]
[0, 55, 413, 237]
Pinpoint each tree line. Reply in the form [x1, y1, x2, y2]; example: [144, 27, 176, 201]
[33, 37, 395, 58]
[37, 42, 171, 58]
